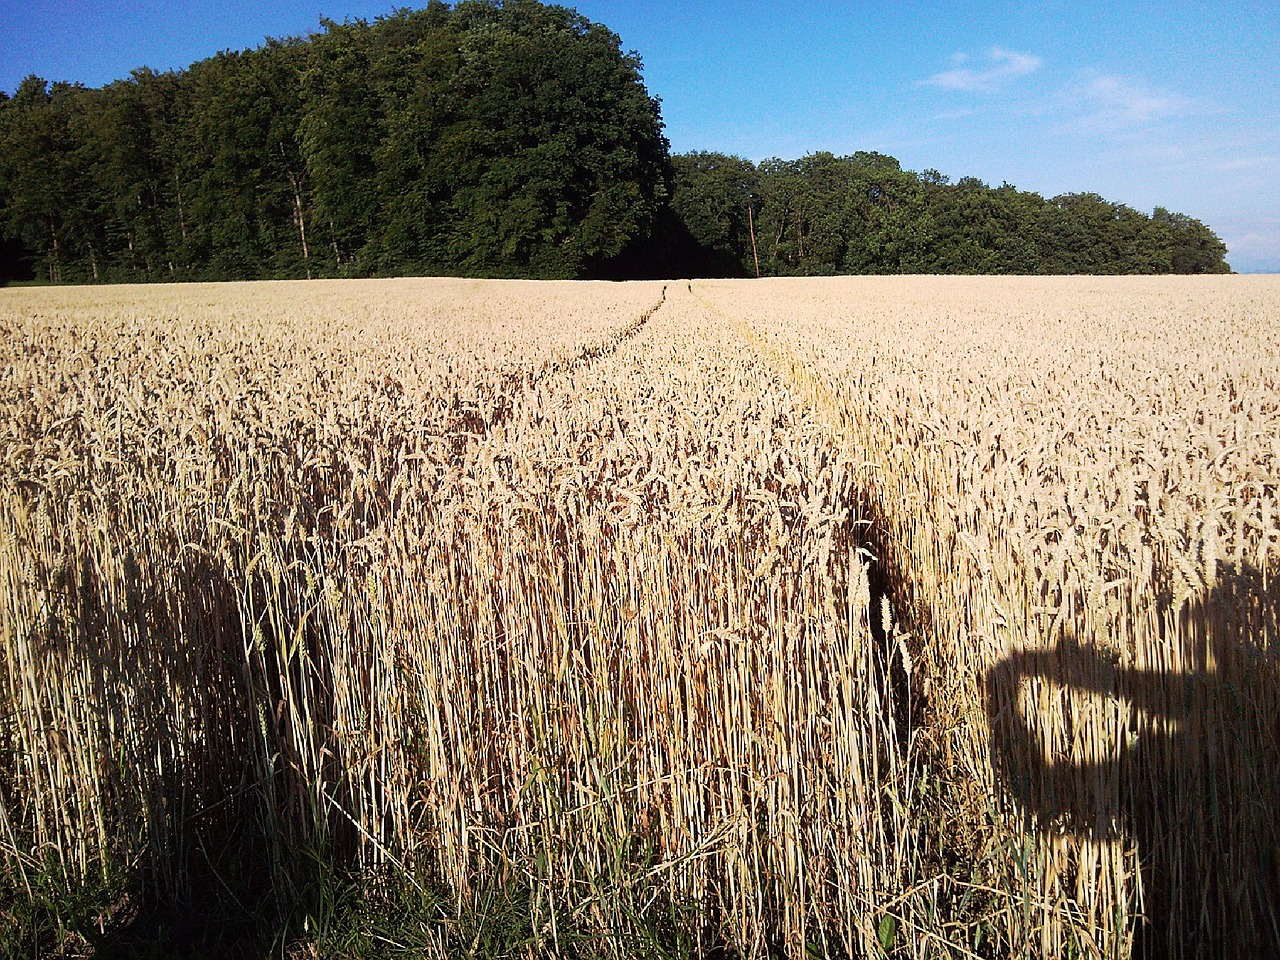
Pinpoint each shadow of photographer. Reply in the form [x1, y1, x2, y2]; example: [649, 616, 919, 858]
[985, 562, 1280, 959]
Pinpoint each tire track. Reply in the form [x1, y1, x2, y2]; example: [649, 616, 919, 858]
[689, 280, 926, 736]
[443, 285, 667, 450]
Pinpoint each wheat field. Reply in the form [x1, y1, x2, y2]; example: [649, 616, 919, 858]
[1, 276, 1277, 958]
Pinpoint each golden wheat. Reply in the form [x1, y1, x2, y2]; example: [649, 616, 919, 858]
[697, 274, 1280, 959]
[1, 275, 1276, 958]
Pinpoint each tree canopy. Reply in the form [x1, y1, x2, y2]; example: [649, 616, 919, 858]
[0, 1, 1231, 283]
[0, 0, 669, 282]
[660, 152, 1231, 278]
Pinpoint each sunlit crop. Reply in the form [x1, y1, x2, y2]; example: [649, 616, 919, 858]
[2, 275, 1276, 958]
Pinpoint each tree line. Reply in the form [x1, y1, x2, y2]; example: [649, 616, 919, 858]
[655, 152, 1231, 278]
[0, 1, 1231, 284]
[0, 1, 668, 284]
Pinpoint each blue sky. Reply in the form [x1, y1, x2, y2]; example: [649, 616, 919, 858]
[3, 0, 1278, 271]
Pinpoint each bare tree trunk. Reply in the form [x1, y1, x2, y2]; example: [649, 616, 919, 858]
[48, 216, 61, 284]
[747, 202, 761, 279]
[294, 190, 311, 280]
[289, 171, 311, 280]
[282, 146, 312, 280]
[88, 243, 99, 282]
[174, 171, 188, 243]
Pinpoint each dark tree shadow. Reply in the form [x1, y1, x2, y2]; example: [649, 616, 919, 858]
[587, 206, 751, 280]
[6, 537, 334, 958]
[0, 235, 34, 284]
[986, 564, 1280, 958]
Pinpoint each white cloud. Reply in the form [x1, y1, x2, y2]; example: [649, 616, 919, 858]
[929, 106, 981, 122]
[921, 48, 1041, 93]
[1042, 72, 1199, 140]
[1074, 74, 1192, 128]
[1218, 217, 1280, 271]
[1217, 156, 1280, 171]
[1224, 227, 1280, 254]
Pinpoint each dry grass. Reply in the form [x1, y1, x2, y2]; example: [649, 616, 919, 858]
[1, 275, 1276, 958]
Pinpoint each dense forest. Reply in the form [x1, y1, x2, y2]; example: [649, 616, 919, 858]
[660, 152, 1231, 277]
[0, 1, 669, 283]
[0, 0, 1231, 283]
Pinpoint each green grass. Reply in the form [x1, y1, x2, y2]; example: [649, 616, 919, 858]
[1, 854, 724, 960]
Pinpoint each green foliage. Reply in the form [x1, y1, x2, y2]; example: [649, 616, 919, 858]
[289, 867, 709, 960]
[0, 3, 1230, 280]
[668, 151, 757, 259]
[0, 1, 668, 281]
[0, 855, 709, 959]
[876, 913, 897, 955]
[667, 151, 1233, 277]
[0, 859, 114, 959]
